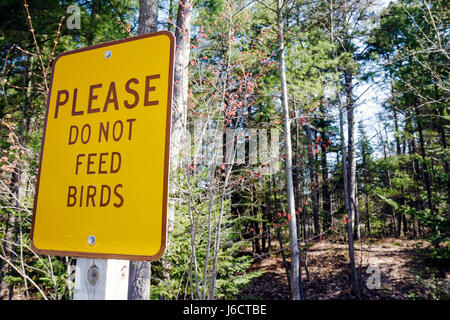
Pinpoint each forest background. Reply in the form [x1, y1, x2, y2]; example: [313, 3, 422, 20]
[0, 0, 448, 300]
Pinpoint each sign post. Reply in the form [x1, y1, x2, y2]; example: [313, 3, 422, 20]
[73, 259, 129, 300]
[31, 31, 175, 299]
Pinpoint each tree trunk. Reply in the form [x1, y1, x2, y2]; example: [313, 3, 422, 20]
[319, 103, 331, 233]
[406, 112, 426, 230]
[304, 122, 320, 236]
[344, 69, 360, 241]
[271, 176, 291, 295]
[127, 0, 160, 300]
[277, 0, 302, 300]
[172, 0, 193, 170]
[416, 110, 434, 217]
[339, 96, 359, 297]
[362, 149, 370, 238]
[138, 0, 158, 34]
[127, 261, 151, 300]
[393, 108, 407, 236]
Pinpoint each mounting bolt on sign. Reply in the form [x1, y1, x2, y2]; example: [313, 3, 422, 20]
[87, 235, 96, 246]
[30, 31, 175, 261]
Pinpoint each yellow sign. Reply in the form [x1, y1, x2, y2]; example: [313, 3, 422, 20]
[31, 31, 174, 261]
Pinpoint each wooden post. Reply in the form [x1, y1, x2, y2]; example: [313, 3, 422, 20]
[73, 258, 129, 300]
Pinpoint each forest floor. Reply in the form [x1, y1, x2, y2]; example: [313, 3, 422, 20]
[238, 238, 449, 300]
[4, 238, 448, 300]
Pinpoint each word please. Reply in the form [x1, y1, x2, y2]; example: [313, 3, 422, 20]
[53, 74, 161, 119]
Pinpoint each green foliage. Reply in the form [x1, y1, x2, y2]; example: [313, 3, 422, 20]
[151, 174, 262, 300]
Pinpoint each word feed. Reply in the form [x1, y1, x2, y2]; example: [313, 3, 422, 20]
[57, 75, 160, 209]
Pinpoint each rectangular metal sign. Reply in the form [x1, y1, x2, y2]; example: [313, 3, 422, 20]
[31, 31, 174, 261]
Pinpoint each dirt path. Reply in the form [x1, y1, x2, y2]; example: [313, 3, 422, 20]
[239, 238, 448, 300]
